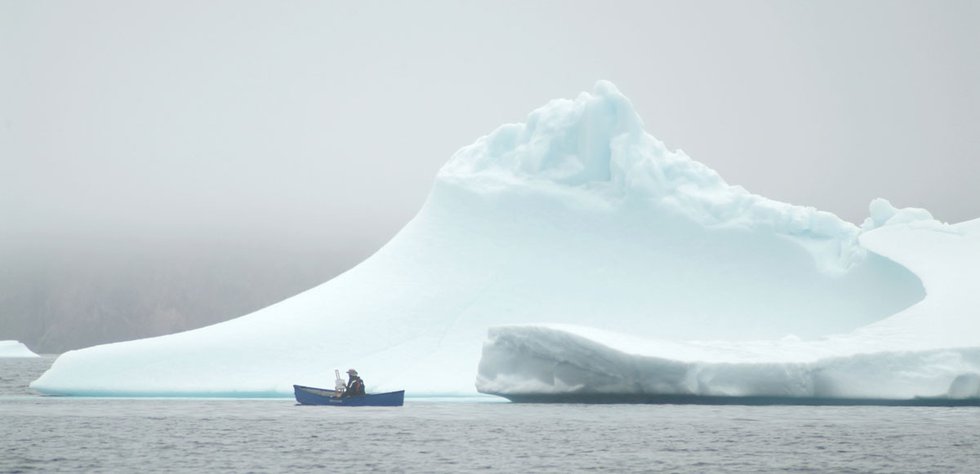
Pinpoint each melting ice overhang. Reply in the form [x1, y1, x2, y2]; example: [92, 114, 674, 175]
[30, 81, 980, 400]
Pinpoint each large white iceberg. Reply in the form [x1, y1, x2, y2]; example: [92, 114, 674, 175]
[31, 82, 977, 401]
[478, 198, 980, 402]
[1, 340, 40, 358]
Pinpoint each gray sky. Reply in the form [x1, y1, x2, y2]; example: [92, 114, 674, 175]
[2, 0, 978, 253]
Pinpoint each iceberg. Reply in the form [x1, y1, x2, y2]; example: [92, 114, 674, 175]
[1, 340, 40, 358]
[477, 202, 980, 402]
[31, 82, 977, 401]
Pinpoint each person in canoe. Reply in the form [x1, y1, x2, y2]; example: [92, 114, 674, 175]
[341, 369, 365, 397]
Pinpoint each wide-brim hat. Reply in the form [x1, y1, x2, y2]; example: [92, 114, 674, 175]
[347, 369, 358, 375]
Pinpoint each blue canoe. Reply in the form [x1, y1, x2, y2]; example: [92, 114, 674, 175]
[293, 384, 405, 407]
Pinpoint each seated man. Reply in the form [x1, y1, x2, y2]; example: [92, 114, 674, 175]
[341, 369, 365, 397]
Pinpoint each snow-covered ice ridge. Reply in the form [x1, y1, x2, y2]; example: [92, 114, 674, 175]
[1, 341, 40, 358]
[31, 82, 977, 401]
[478, 200, 980, 402]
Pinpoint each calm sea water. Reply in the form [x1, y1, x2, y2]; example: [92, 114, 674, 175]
[2, 357, 979, 473]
